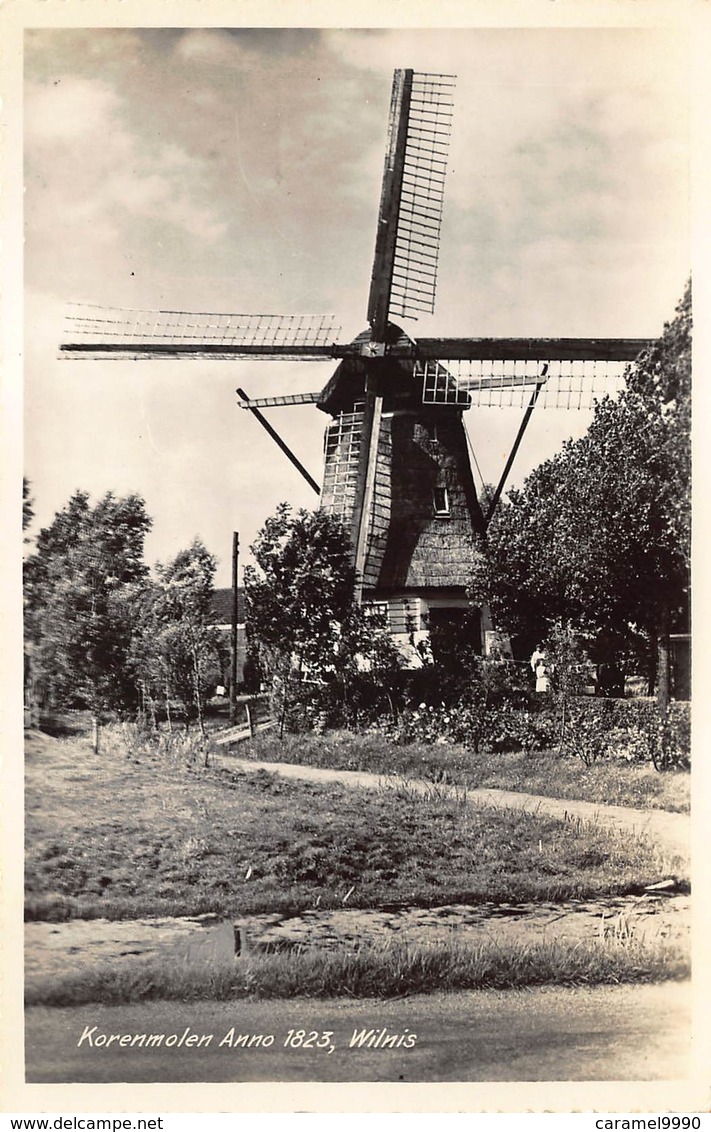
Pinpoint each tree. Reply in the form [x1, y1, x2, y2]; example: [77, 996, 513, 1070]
[245, 504, 361, 679]
[23, 478, 34, 539]
[244, 504, 400, 727]
[141, 539, 224, 736]
[24, 491, 152, 748]
[473, 281, 691, 705]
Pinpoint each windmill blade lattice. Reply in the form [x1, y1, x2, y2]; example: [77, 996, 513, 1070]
[236, 391, 320, 409]
[321, 404, 365, 527]
[61, 305, 340, 361]
[389, 72, 455, 322]
[421, 357, 632, 410]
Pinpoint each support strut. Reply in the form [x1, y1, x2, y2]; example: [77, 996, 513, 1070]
[484, 367, 548, 528]
[236, 388, 320, 495]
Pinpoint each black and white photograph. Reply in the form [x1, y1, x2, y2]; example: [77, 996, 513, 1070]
[5, 0, 707, 1115]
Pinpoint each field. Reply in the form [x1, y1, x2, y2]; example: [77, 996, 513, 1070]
[26, 726, 685, 922]
[25, 724, 690, 1002]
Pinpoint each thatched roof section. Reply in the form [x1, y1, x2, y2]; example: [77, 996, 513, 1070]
[372, 413, 485, 591]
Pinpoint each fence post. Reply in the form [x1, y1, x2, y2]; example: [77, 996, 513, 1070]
[245, 699, 255, 737]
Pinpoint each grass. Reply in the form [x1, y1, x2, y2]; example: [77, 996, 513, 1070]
[241, 730, 690, 813]
[25, 727, 684, 925]
[25, 934, 690, 1006]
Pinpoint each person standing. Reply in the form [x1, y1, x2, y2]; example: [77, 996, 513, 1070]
[530, 645, 551, 693]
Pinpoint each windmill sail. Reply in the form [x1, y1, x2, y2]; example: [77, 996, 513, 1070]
[236, 391, 320, 409]
[413, 337, 652, 362]
[366, 71, 454, 338]
[321, 405, 365, 528]
[353, 71, 456, 595]
[389, 72, 455, 322]
[257, 354, 654, 415]
[60, 305, 340, 361]
[421, 357, 642, 410]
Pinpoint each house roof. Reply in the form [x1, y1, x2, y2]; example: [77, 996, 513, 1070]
[210, 587, 244, 624]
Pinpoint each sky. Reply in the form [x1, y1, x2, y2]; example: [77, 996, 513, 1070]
[23, 25, 691, 586]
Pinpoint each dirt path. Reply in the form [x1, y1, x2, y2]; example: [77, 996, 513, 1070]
[25, 981, 692, 1083]
[211, 753, 690, 868]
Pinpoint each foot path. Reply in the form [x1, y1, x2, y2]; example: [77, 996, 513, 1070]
[211, 753, 690, 869]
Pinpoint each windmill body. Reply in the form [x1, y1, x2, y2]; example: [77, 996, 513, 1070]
[317, 324, 486, 660]
[60, 69, 653, 664]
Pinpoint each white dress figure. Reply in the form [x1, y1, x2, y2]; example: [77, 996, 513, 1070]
[530, 646, 551, 693]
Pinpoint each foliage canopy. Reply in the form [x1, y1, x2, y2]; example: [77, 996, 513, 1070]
[473, 281, 691, 694]
[244, 504, 404, 725]
[24, 490, 152, 722]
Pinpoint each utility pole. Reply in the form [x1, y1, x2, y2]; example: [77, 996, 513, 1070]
[230, 531, 239, 723]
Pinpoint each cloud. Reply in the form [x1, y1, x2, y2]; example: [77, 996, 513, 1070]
[25, 77, 120, 144]
[322, 26, 688, 94]
[174, 29, 250, 68]
[24, 70, 230, 301]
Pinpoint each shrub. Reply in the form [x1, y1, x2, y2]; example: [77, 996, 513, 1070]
[560, 698, 690, 770]
[562, 700, 616, 766]
[488, 705, 558, 754]
[279, 654, 690, 773]
[101, 720, 214, 768]
[281, 671, 403, 734]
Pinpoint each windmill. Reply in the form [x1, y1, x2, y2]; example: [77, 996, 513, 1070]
[61, 69, 653, 661]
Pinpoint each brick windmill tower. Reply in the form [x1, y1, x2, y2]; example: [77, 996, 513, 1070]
[61, 70, 652, 660]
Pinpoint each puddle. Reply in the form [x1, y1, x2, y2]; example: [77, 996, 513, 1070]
[240, 893, 690, 953]
[25, 914, 234, 986]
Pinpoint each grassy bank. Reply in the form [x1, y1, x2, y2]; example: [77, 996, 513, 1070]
[25, 728, 682, 924]
[242, 730, 690, 813]
[25, 934, 689, 1007]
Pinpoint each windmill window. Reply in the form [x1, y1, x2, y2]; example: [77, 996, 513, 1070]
[363, 602, 389, 629]
[433, 487, 450, 516]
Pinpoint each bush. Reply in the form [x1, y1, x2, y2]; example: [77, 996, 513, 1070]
[403, 657, 534, 711]
[279, 659, 508, 739]
[488, 705, 558, 754]
[370, 694, 690, 771]
[101, 720, 214, 768]
[281, 671, 404, 734]
[279, 656, 690, 773]
[373, 698, 550, 757]
[562, 700, 616, 766]
[561, 698, 690, 770]
[652, 702, 691, 771]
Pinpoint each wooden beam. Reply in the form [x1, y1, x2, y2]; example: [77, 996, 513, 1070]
[236, 391, 320, 409]
[236, 388, 320, 495]
[60, 336, 656, 364]
[485, 378, 547, 527]
[60, 342, 337, 361]
[411, 337, 654, 362]
[351, 377, 384, 602]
